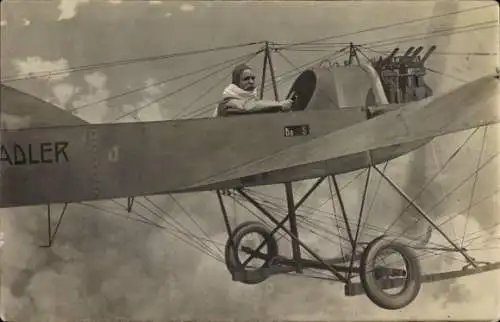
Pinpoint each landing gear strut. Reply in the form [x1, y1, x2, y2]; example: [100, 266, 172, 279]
[216, 163, 486, 310]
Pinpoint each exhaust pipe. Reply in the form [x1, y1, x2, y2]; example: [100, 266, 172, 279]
[421, 45, 437, 64]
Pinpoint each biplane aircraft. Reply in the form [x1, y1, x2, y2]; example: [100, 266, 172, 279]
[1, 31, 499, 311]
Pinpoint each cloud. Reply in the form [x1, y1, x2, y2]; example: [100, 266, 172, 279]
[71, 71, 111, 123]
[103, 78, 173, 123]
[126, 78, 172, 122]
[13, 56, 70, 82]
[108, 0, 122, 4]
[69, 72, 167, 123]
[149, 0, 162, 5]
[165, 12, 173, 18]
[84, 72, 107, 89]
[23, 18, 31, 26]
[57, 0, 90, 21]
[117, 104, 142, 123]
[180, 3, 195, 12]
[133, 99, 164, 122]
[52, 83, 80, 108]
[143, 78, 164, 96]
[0, 20, 7, 27]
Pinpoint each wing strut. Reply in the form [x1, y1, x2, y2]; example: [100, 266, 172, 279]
[259, 41, 280, 100]
[220, 177, 361, 284]
[218, 163, 500, 310]
[234, 176, 327, 269]
[348, 42, 361, 65]
[216, 189, 234, 237]
[235, 184, 349, 283]
[331, 175, 355, 248]
[285, 182, 302, 273]
[372, 165, 479, 268]
[40, 203, 68, 248]
[127, 197, 135, 212]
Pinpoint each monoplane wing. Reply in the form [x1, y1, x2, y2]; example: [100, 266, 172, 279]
[0, 74, 497, 208]
[188, 73, 499, 190]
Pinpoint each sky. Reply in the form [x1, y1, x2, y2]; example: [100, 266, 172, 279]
[0, 0, 499, 321]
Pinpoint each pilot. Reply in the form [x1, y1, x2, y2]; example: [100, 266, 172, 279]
[214, 63, 293, 117]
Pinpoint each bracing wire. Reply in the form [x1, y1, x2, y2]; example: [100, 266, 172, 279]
[77, 201, 224, 262]
[238, 191, 353, 248]
[358, 20, 496, 49]
[136, 197, 223, 257]
[3, 3, 494, 84]
[14, 4, 498, 273]
[383, 127, 481, 234]
[241, 127, 500, 253]
[460, 126, 488, 248]
[271, 3, 494, 50]
[174, 49, 263, 119]
[69, 49, 264, 112]
[386, 135, 500, 251]
[113, 49, 264, 121]
[119, 197, 223, 259]
[168, 194, 224, 257]
[7, 18, 490, 122]
[178, 46, 349, 119]
[180, 18, 496, 119]
[359, 45, 497, 57]
[1, 41, 265, 82]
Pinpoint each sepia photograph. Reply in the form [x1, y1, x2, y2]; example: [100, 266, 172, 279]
[0, 0, 499, 321]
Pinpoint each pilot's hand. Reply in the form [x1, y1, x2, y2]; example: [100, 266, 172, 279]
[281, 99, 294, 112]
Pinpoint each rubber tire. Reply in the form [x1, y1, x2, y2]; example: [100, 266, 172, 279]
[360, 235, 422, 310]
[224, 221, 259, 273]
[224, 221, 279, 284]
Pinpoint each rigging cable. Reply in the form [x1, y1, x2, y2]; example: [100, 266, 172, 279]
[460, 127, 488, 248]
[114, 49, 264, 121]
[182, 46, 350, 118]
[168, 194, 224, 257]
[124, 197, 223, 259]
[359, 45, 497, 57]
[1, 41, 265, 82]
[77, 201, 224, 262]
[7, 8, 496, 270]
[383, 127, 481, 234]
[272, 3, 494, 50]
[173, 50, 262, 119]
[69, 48, 263, 112]
[178, 18, 495, 119]
[390, 147, 499, 249]
[3, 3, 490, 83]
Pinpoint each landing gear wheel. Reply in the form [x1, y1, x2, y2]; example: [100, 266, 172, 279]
[225, 221, 279, 284]
[360, 235, 422, 310]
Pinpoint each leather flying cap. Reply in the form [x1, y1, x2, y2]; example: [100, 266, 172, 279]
[232, 63, 251, 85]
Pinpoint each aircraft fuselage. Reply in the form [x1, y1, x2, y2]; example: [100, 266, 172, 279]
[0, 106, 428, 208]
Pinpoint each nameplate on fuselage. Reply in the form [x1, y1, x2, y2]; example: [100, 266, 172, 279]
[0, 141, 69, 166]
[284, 124, 310, 137]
